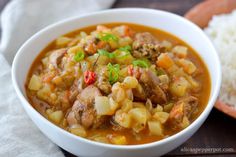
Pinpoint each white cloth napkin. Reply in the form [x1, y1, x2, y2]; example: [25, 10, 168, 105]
[0, 0, 115, 157]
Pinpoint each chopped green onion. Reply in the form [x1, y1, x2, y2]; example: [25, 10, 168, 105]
[74, 50, 85, 62]
[98, 49, 116, 59]
[107, 63, 120, 84]
[97, 33, 118, 42]
[132, 59, 151, 68]
[116, 51, 131, 59]
[119, 45, 132, 52]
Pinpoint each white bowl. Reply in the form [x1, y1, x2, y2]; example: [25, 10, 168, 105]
[12, 8, 221, 157]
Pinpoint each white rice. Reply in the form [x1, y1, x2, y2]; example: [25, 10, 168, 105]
[204, 10, 236, 108]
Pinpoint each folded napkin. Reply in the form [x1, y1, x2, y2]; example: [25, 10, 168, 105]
[0, 0, 115, 156]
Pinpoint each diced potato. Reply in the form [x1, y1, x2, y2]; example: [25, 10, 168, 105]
[163, 103, 174, 112]
[156, 53, 174, 69]
[148, 121, 163, 136]
[109, 97, 119, 111]
[114, 51, 134, 65]
[158, 75, 170, 85]
[109, 40, 119, 49]
[129, 108, 147, 125]
[172, 45, 188, 58]
[107, 134, 127, 145]
[145, 99, 153, 112]
[132, 122, 146, 133]
[153, 112, 169, 124]
[177, 59, 197, 74]
[37, 84, 51, 101]
[119, 67, 128, 79]
[185, 75, 199, 89]
[123, 76, 138, 89]
[95, 96, 113, 115]
[46, 109, 53, 115]
[152, 105, 163, 113]
[125, 89, 134, 101]
[52, 76, 63, 86]
[121, 99, 133, 112]
[70, 125, 87, 137]
[119, 36, 133, 46]
[112, 83, 125, 102]
[170, 77, 189, 97]
[28, 74, 42, 91]
[56, 36, 72, 47]
[115, 110, 132, 128]
[67, 45, 82, 55]
[48, 110, 63, 124]
[87, 54, 109, 65]
[160, 40, 172, 50]
[132, 102, 145, 109]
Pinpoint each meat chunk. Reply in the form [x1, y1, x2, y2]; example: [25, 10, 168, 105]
[138, 70, 167, 104]
[96, 66, 112, 94]
[132, 32, 161, 61]
[167, 96, 198, 129]
[78, 85, 102, 105]
[69, 77, 84, 103]
[79, 36, 98, 55]
[49, 49, 67, 68]
[66, 85, 107, 129]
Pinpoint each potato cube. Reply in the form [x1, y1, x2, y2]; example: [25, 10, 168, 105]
[70, 125, 87, 137]
[148, 121, 163, 136]
[48, 110, 63, 124]
[153, 112, 169, 124]
[129, 108, 147, 125]
[107, 135, 127, 145]
[95, 96, 112, 115]
[28, 74, 42, 91]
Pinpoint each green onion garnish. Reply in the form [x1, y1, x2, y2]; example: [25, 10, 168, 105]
[107, 63, 120, 84]
[98, 49, 116, 59]
[132, 59, 151, 68]
[119, 45, 132, 52]
[74, 50, 85, 62]
[97, 33, 118, 42]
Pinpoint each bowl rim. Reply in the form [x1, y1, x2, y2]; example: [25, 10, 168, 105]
[12, 8, 222, 150]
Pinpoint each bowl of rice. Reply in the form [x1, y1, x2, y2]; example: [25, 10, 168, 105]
[185, 0, 236, 118]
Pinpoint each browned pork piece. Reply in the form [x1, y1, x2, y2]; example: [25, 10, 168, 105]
[133, 70, 167, 104]
[49, 48, 67, 68]
[167, 96, 198, 129]
[96, 66, 112, 94]
[67, 85, 107, 129]
[132, 32, 161, 61]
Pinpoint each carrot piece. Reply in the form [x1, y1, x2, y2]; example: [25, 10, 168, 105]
[156, 53, 174, 69]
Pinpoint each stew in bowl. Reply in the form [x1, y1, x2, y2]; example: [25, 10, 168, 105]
[25, 23, 211, 145]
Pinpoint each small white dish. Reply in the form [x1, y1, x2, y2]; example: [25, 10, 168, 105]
[12, 8, 221, 157]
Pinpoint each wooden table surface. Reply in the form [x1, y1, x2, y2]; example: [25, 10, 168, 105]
[0, 0, 235, 157]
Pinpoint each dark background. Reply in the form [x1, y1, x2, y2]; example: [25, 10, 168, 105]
[0, 0, 235, 157]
